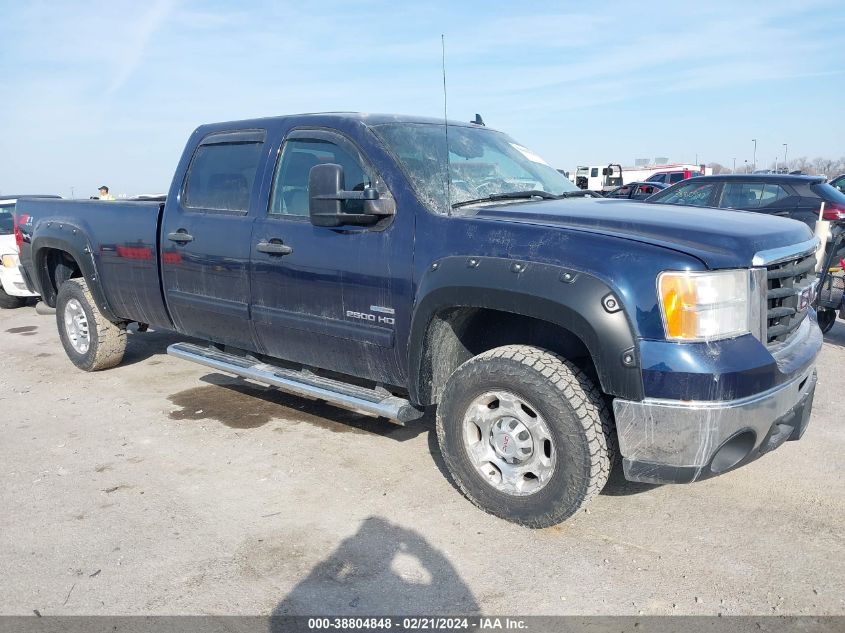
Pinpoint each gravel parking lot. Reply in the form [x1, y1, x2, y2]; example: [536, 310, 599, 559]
[1, 305, 843, 617]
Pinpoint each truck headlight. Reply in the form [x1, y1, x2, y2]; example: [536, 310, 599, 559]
[658, 270, 750, 341]
[1, 253, 19, 268]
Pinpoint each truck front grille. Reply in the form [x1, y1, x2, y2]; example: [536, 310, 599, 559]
[765, 252, 816, 345]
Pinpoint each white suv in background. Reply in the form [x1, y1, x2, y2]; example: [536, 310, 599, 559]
[0, 196, 58, 308]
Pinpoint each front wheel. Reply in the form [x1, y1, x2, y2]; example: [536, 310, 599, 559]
[56, 278, 126, 371]
[436, 345, 616, 528]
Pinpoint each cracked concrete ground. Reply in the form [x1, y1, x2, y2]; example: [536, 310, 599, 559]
[1, 306, 843, 616]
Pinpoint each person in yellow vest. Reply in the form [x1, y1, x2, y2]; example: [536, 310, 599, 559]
[98, 185, 115, 201]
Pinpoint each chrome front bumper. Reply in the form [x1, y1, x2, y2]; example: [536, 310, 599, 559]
[612, 363, 818, 484]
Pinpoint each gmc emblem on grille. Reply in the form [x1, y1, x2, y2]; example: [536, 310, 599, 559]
[798, 282, 817, 311]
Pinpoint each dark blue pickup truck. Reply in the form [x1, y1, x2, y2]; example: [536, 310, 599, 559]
[15, 113, 822, 526]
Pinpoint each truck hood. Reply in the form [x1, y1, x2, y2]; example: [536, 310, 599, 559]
[471, 198, 814, 269]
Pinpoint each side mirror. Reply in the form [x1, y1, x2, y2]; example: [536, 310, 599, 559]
[308, 163, 394, 227]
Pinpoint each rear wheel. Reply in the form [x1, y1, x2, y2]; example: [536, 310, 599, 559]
[436, 345, 616, 527]
[0, 286, 26, 309]
[56, 278, 126, 371]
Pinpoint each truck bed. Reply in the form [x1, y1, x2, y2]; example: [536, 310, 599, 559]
[16, 198, 171, 328]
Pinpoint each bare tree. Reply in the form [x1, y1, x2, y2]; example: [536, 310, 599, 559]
[812, 157, 843, 177]
[788, 156, 811, 173]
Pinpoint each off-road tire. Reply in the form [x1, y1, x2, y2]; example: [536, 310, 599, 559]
[56, 278, 126, 371]
[436, 344, 616, 528]
[0, 286, 26, 309]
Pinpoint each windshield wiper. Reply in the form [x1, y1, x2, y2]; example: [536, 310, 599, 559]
[557, 190, 604, 199]
[451, 190, 559, 209]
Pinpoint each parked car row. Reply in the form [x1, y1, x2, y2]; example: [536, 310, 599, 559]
[603, 181, 669, 200]
[645, 174, 845, 228]
[0, 195, 59, 308]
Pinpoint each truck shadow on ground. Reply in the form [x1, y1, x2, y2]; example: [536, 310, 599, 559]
[599, 465, 661, 496]
[167, 373, 431, 441]
[822, 320, 845, 349]
[270, 516, 479, 624]
[119, 327, 201, 367]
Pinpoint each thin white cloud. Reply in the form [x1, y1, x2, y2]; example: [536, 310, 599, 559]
[106, 0, 175, 95]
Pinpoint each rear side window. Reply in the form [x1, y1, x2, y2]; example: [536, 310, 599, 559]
[0, 203, 14, 235]
[759, 184, 789, 206]
[647, 173, 665, 183]
[720, 183, 790, 209]
[669, 172, 685, 183]
[720, 183, 764, 209]
[183, 140, 264, 213]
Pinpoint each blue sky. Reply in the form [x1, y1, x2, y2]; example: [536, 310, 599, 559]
[1, 0, 843, 197]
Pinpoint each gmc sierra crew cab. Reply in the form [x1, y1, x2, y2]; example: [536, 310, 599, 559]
[15, 113, 822, 527]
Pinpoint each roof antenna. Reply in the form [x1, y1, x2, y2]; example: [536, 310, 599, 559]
[441, 34, 452, 216]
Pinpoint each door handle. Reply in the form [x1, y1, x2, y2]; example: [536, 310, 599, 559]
[167, 230, 194, 243]
[256, 240, 293, 256]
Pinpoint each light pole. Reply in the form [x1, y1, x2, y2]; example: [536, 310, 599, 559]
[70, 187, 75, 200]
[775, 156, 779, 173]
[782, 143, 788, 171]
[752, 139, 757, 172]
[744, 159, 748, 174]
[733, 158, 736, 173]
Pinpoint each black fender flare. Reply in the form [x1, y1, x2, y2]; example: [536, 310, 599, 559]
[31, 223, 119, 323]
[407, 256, 642, 404]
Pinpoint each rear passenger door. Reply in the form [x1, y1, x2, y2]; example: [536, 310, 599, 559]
[161, 129, 266, 348]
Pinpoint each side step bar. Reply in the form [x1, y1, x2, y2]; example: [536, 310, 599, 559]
[167, 342, 424, 424]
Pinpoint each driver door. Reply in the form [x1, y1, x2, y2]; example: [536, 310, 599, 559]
[249, 129, 413, 385]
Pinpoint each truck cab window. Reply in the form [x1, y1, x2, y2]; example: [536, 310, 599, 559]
[269, 139, 371, 217]
[183, 141, 264, 213]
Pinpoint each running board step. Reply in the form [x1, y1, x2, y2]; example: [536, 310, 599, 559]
[167, 342, 424, 424]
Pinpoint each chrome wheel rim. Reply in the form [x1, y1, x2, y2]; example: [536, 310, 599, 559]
[64, 298, 90, 354]
[461, 390, 556, 496]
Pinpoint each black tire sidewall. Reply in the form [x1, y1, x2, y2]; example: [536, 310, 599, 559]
[818, 309, 836, 334]
[438, 356, 594, 526]
[56, 281, 100, 370]
[0, 286, 26, 309]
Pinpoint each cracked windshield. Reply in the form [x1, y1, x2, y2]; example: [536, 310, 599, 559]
[374, 122, 579, 214]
